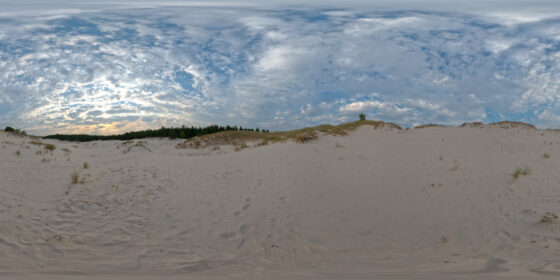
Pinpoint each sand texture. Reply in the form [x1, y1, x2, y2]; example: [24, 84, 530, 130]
[2, 124, 560, 279]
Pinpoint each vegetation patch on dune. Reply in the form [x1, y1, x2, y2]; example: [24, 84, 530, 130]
[414, 124, 447, 129]
[461, 121, 536, 129]
[4, 126, 27, 136]
[489, 121, 536, 129]
[176, 120, 401, 149]
[26, 139, 56, 151]
[460, 122, 484, 128]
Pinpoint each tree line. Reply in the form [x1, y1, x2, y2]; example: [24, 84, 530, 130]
[41, 125, 270, 142]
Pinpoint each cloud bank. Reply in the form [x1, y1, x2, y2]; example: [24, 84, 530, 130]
[1, 2, 560, 134]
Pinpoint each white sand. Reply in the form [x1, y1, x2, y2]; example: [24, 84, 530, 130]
[2, 124, 560, 279]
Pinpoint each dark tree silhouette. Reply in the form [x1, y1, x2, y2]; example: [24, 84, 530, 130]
[43, 124, 268, 142]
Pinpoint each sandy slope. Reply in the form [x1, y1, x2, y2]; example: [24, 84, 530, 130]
[1, 124, 560, 279]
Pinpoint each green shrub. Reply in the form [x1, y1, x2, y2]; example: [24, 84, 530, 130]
[359, 113, 366, 121]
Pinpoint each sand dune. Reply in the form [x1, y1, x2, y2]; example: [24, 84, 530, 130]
[2, 123, 560, 279]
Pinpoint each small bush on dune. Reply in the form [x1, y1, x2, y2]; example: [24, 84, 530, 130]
[4, 126, 26, 136]
[83, 162, 89, 169]
[15, 150, 20, 156]
[543, 153, 550, 159]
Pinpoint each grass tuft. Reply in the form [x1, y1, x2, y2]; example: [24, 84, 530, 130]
[30, 140, 44, 146]
[540, 212, 558, 223]
[71, 171, 79, 184]
[44, 143, 56, 151]
[234, 142, 248, 152]
[513, 166, 532, 179]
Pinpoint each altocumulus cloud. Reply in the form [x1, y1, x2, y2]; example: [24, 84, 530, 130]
[1, 1, 560, 135]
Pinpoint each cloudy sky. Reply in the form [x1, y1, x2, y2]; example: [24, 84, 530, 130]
[1, 1, 560, 135]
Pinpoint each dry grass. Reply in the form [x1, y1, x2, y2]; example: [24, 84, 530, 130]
[414, 124, 445, 129]
[83, 162, 89, 169]
[29, 140, 56, 152]
[176, 120, 401, 149]
[513, 166, 532, 179]
[71, 171, 79, 184]
[30, 140, 44, 146]
[543, 153, 550, 159]
[540, 212, 558, 223]
[460, 122, 484, 128]
[44, 143, 56, 151]
[234, 143, 248, 152]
